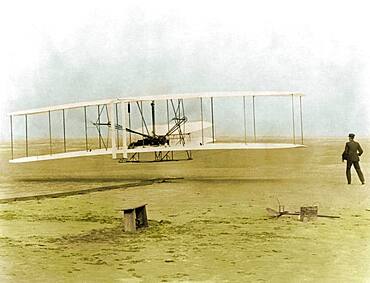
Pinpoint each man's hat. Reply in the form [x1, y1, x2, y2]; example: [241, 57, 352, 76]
[348, 133, 355, 138]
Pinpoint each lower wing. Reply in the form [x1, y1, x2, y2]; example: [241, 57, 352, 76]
[9, 142, 304, 163]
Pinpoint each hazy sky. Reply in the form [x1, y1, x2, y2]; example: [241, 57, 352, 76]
[1, 0, 369, 142]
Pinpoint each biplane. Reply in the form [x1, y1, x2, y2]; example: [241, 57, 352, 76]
[8, 91, 305, 163]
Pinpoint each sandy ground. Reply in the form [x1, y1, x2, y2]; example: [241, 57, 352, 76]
[0, 138, 369, 282]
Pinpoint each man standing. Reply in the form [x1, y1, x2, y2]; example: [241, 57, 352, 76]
[342, 133, 365, 185]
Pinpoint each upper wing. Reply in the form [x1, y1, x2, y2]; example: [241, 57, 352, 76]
[9, 98, 117, 116]
[120, 91, 304, 103]
[8, 92, 303, 116]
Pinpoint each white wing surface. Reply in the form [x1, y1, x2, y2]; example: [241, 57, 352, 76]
[9, 91, 305, 163]
[9, 143, 304, 163]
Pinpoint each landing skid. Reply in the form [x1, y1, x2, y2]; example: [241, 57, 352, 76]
[119, 150, 193, 163]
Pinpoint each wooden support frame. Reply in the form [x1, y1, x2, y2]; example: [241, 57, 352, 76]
[299, 206, 318, 222]
[122, 204, 148, 232]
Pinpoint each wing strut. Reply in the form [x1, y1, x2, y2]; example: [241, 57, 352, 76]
[243, 96, 247, 144]
[97, 105, 102, 149]
[84, 106, 88, 151]
[166, 117, 187, 136]
[109, 103, 117, 159]
[121, 101, 128, 159]
[95, 105, 109, 150]
[136, 101, 150, 136]
[151, 100, 156, 136]
[166, 100, 170, 133]
[300, 96, 304, 145]
[25, 114, 28, 157]
[170, 99, 185, 145]
[181, 99, 186, 135]
[62, 109, 67, 152]
[140, 101, 144, 147]
[128, 103, 132, 144]
[10, 115, 14, 160]
[291, 94, 296, 144]
[48, 111, 52, 154]
[252, 96, 256, 142]
[115, 103, 120, 149]
[200, 97, 204, 145]
[211, 97, 215, 143]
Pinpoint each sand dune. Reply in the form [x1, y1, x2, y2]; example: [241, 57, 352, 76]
[0, 138, 369, 282]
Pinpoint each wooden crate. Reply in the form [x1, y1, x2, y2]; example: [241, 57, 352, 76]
[299, 206, 318, 222]
[122, 204, 148, 232]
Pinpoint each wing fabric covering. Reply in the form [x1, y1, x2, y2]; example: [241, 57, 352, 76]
[9, 92, 305, 163]
[9, 143, 304, 163]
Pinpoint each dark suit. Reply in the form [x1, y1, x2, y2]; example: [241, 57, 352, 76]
[343, 140, 365, 184]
